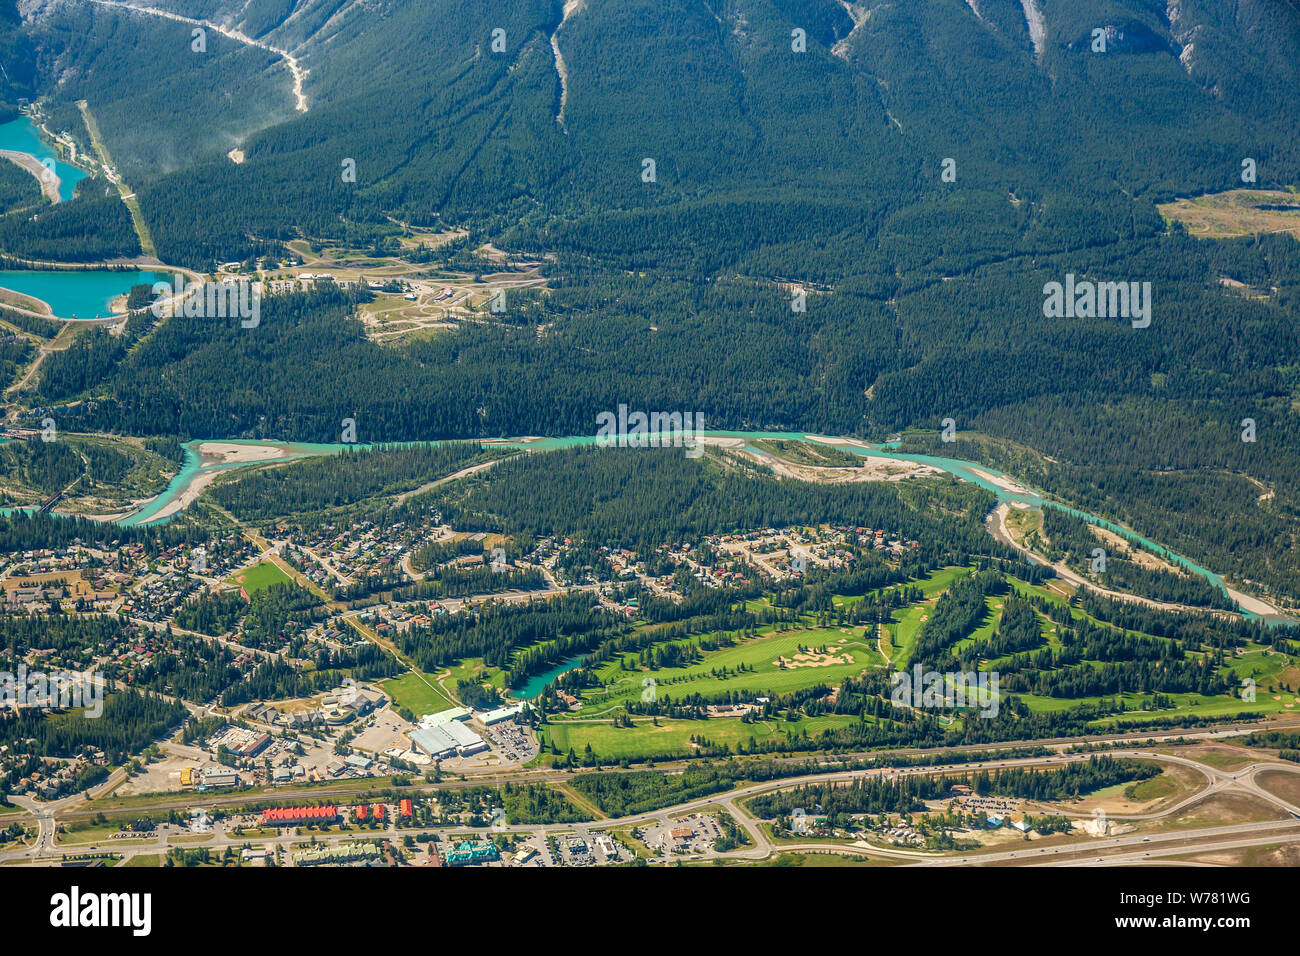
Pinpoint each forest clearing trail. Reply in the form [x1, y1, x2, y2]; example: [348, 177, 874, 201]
[77, 100, 157, 258]
[83, 0, 309, 112]
[833, 2, 871, 60]
[987, 503, 1278, 619]
[551, 0, 585, 131]
[1019, 0, 1046, 58]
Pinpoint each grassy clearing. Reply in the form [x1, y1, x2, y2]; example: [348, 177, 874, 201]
[380, 670, 457, 716]
[885, 603, 927, 666]
[1123, 773, 1180, 802]
[610, 825, 657, 860]
[579, 626, 879, 714]
[1221, 648, 1300, 692]
[722, 851, 892, 867]
[831, 565, 971, 611]
[443, 658, 507, 693]
[228, 560, 293, 596]
[1158, 188, 1300, 240]
[1154, 747, 1258, 771]
[1003, 506, 1042, 543]
[59, 821, 139, 844]
[1255, 771, 1300, 807]
[950, 596, 1003, 656]
[862, 566, 982, 667]
[1152, 792, 1287, 832]
[1020, 688, 1293, 721]
[538, 713, 860, 761]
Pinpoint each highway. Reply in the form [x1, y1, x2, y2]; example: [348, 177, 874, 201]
[6, 737, 1300, 868]
[25, 717, 1288, 825]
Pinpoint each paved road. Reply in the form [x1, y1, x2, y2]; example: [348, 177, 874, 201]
[21, 717, 1296, 828]
[8, 742, 1300, 867]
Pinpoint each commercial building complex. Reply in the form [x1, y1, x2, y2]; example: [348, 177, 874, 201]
[410, 721, 489, 759]
[260, 805, 340, 827]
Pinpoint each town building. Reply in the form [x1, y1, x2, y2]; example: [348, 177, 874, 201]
[410, 721, 489, 759]
[443, 839, 499, 866]
[479, 703, 527, 725]
[260, 805, 340, 827]
[419, 706, 471, 727]
[201, 767, 240, 788]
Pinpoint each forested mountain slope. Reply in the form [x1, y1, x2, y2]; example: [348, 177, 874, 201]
[3, 0, 1300, 599]
[14, 0, 1298, 269]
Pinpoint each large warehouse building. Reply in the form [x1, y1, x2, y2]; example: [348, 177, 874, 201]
[410, 720, 489, 759]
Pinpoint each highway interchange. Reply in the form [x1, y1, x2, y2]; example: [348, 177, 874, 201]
[5, 721, 1300, 868]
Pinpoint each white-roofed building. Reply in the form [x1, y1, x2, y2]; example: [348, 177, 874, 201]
[410, 721, 489, 759]
[443, 719, 490, 755]
[479, 703, 527, 725]
[419, 707, 471, 728]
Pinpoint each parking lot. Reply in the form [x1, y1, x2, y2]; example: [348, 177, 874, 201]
[508, 829, 629, 867]
[350, 707, 413, 754]
[483, 720, 537, 764]
[640, 813, 725, 856]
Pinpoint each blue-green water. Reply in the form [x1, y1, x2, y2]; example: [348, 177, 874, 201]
[121, 439, 360, 526]
[0, 117, 87, 202]
[796, 439, 1226, 586]
[510, 658, 586, 700]
[98, 433, 1290, 623]
[0, 270, 171, 319]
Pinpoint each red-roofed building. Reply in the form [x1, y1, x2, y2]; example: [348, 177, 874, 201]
[373, 803, 386, 820]
[399, 799, 413, 818]
[260, 805, 339, 827]
[354, 805, 368, 821]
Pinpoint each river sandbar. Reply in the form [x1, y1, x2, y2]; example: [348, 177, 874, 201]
[198, 442, 288, 465]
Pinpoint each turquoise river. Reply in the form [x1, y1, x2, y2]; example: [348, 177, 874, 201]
[69, 432, 1290, 624]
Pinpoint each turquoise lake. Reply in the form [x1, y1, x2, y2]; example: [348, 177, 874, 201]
[0, 270, 171, 319]
[0, 117, 88, 201]
[510, 658, 586, 699]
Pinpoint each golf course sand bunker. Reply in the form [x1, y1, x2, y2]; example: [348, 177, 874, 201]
[778, 650, 853, 668]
